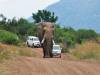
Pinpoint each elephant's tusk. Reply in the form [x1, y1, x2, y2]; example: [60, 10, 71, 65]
[41, 38, 45, 44]
[53, 40, 55, 45]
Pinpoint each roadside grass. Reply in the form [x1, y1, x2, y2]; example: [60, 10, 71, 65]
[0, 68, 7, 75]
[69, 40, 100, 60]
[0, 43, 36, 62]
[0, 64, 7, 75]
[0, 71, 4, 75]
[0, 71, 5, 75]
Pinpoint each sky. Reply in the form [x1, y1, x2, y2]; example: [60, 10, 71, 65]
[0, 0, 60, 19]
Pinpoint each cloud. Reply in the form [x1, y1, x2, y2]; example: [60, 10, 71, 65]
[0, 0, 60, 19]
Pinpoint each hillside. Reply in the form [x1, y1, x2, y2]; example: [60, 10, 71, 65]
[46, 0, 100, 32]
[0, 43, 100, 75]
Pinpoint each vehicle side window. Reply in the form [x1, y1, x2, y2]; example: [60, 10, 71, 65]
[30, 38, 33, 40]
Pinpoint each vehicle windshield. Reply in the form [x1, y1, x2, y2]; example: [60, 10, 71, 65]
[53, 46, 60, 50]
[33, 38, 39, 41]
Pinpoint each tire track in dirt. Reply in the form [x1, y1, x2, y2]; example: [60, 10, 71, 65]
[1, 48, 100, 75]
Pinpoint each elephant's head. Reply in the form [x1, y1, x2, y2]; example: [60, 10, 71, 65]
[37, 22, 54, 43]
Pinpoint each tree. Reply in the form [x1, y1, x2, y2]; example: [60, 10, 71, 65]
[32, 10, 58, 23]
[6, 17, 18, 33]
[76, 29, 97, 43]
[0, 14, 7, 28]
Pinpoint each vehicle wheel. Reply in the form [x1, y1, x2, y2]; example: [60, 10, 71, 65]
[59, 54, 61, 58]
[38, 45, 42, 48]
[37, 46, 40, 48]
[32, 44, 35, 48]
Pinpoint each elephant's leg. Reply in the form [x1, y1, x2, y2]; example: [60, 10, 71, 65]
[43, 46, 50, 58]
[42, 38, 53, 58]
[42, 39, 50, 58]
[49, 40, 53, 58]
[45, 44, 53, 58]
[44, 48, 50, 58]
[49, 45, 53, 58]
[45, 40, 53, 58]
[43, 47, 46, 58]
[49, 49, 53, 58]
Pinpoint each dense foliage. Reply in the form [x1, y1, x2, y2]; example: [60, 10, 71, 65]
[32, 10, 58, 23]
[0, 16, 37, 41]
[54, 25, 97, 52]
[0, 30, 19, 45]
[0, 11, 98, 51]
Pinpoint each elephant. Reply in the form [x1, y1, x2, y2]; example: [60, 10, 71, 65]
[37, 22, 54, 58]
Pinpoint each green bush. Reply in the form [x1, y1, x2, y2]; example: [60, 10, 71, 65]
[0, 30, 19, 45]
[76, 29, 97, 43]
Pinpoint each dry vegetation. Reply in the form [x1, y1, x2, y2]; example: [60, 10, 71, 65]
[0, 38, 100, 62]
[0, 40, 100, 75]
[0, 43, 36, 62]
[69, 40, 100, 60]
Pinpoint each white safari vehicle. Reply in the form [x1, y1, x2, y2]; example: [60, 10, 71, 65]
[26, 36, 41, 48]
[52, 45, 62, 58]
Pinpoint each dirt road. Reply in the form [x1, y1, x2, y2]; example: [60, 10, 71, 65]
[0, 48, 100, 75]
